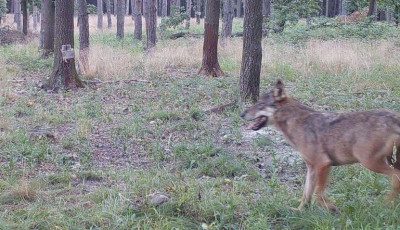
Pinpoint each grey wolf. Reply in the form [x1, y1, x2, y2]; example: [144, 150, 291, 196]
[241, 80, 400, 211]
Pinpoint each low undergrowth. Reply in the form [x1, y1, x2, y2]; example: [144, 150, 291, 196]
[1, 16, 400, 229]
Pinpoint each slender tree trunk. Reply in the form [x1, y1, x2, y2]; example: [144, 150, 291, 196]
[97, 0, 103, 29]
[134, 0, 142, 40]
[262, 0, 270, 18]
[237, 0, 242, 17]
[367, 0, 377, 20]
[221, 0, 233, 44]
[33, 4, 38, 31]
[21, 0, 28, 35]
[199, 0, 224, 77]
[185, 0, 191, 29]
[144, 0, 157, 49]
[78, 0, 90, 74]
[126, 0, 129, 15]
[114, 0, 117, 15]
[131, 0, 135, 19]
[40, 0, 55, 58]
[239, 0, 262, 103]
[105, 0, 112, 27]
[325, 0, 329, 17]
[45, 0, 83, 91]
[117, 0, 125, 38]
[196, 0, 201, 24]
[340, 0, 345, 15]
[162, 0, 167, 17]
[15, 0, 21, 31]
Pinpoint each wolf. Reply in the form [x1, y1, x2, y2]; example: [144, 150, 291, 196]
[241, 80, 400, 212]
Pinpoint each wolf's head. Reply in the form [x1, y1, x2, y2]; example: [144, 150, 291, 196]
[240, 80, 287, 131]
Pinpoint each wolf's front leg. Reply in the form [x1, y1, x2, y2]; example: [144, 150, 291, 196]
[293, 165, 316, 211]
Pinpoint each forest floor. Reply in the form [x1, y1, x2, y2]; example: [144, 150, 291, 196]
[1, 15, 400, 229]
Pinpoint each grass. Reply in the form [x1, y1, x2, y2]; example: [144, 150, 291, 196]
[1, 14, 400, 229]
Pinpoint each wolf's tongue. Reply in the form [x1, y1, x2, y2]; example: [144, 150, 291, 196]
[248, 116, 268, 131]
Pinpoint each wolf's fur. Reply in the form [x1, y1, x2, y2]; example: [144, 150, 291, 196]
[241, 80, 400, 211]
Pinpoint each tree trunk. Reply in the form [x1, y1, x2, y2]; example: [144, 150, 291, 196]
[126, 0, 129, 15]
[21, 0, 28, 35]
[97, 0, 103, 29]
[196, 0, 201, 24]
[185, 0, 191, 29]
[134, 0, 142, 40]
[105, 0, 112, 27]
[40, 0, 55, 58]
[367, 0, 377, 19]
[198, 0, 224, 77]
[33, 4, 38, 31]
[114, 0, 117, 15]
[340, 0, 345, 15]
[262, 0, 270, 18]
[239, 0, 262, 103]
[78, 0, 90, 74]
[131, 0, 135, 19]
[325, 0, 329, 17]
[221, 0, 233, 44]
[236, 0, 242, 17]
[45, 0, 83, 91]
[144, 0, 157, 49]
[162, 0, 167, 17]
[14, 0, 21, 31]
[117, 0, 125, 38]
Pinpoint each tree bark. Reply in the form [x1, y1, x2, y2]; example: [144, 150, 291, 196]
[325, 0, 329, 17]
[117, 0, 125, 38]
[134, 0, 142, 40]
[221, 0, 233, 44]
[126, 0, 130, 15]
[131, 0, 135, 19]
[162, 0, 167, 17]
[185, 0, 191, 29]
[21, 0, 28, 35]
[105, 0, 112, 27]
[198, 0, 224, 77]
[97, 0, 103, 29]
[45, 0, 83, 91]
[40, 0, 55, 58]
[14, 0, 21, 31]
[33, 4, 38, 31]
[367, 0, 377, 19]
[114, 0, 117, 15]
[262, 0, 270, 18]
[144, 0, 157, 49]
[236, 0, 242, 17]
[239, 0, 262, 103]
[196, 0, 201, 24]
[78, 0, 90, 74]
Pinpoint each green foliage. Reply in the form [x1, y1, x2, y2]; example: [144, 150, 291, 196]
[273, 17, 400, 43]
[271, 0, 322, 30]
[161, 6, 190, 29]
[87, 4, 97, 14]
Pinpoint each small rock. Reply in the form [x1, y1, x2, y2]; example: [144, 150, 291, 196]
[147, 192, 170, 206]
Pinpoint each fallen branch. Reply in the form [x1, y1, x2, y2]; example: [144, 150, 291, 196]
[83, 78, 152, 85]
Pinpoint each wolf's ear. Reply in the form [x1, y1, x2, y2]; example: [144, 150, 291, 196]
[273, 79, 286, 101]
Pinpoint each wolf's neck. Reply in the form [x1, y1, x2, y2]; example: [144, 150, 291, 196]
[273, 101, 317, 147]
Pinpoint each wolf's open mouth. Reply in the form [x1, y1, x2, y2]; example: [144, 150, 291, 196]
[249, 116, 268, 131]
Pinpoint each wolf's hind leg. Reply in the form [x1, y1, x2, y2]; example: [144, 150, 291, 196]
[361, 157, 400, 200]
[314, 164, 338, 212]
